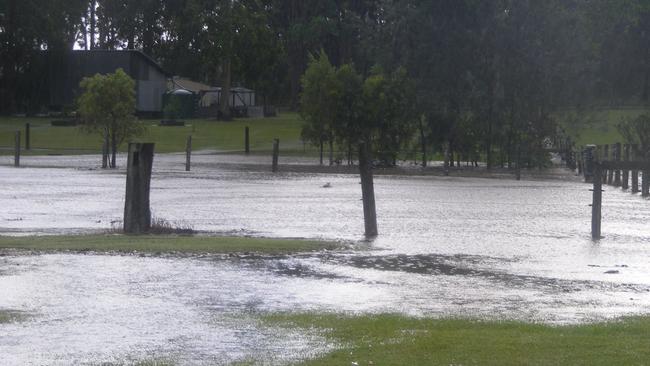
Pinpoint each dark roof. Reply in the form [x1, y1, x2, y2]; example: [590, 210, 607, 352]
[71, 49, 171, 77]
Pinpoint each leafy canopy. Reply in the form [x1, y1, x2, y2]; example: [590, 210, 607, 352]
[77, 68, 145, 144]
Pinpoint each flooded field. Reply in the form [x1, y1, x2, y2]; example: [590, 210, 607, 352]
[1, 153, 650, 365]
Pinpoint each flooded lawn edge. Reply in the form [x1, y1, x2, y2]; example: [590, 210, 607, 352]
[263, 313, 650, 366]
[0, 234, 345, 255]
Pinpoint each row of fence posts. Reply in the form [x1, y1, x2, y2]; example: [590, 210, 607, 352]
[9, 124, 282, 172]
[582, 143, 649, 195]
[582, 143, 650, 240]
[182, 126, 278, 172]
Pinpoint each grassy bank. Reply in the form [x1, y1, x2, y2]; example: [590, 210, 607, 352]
[266, 313, 650, 365]
[560, 107, 650, 146]
[0, 113, 309, 155]
[0, 234, 339, 254]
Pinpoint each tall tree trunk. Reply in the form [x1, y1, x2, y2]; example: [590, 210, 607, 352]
[319, 137, 324, 165]
[328, 136, 334, 166]
[110, 127, 117, 168]
[89, 0, 96, 50]
[419, 117, 427, 167]
[219, 0, 233, 121]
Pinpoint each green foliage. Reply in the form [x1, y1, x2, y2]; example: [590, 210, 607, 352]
[300, 55, 416, 166]
[617, 114, 650, 158]
[163, 96, 184, 121]
[299, 51, 340, 162]
[266, 313, 650, 366]
[77, 68, 145, 167]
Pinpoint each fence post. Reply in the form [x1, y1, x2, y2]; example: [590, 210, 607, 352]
[272, 138, 279, 172]
[631, 144, 639, 193]
[14, 131, 20, 167]
[591, 163, 602, 240]
[622, 144, 630, 190]
[245, 126, 250, 154]
[359, 142, 378, 237]
[185, 135, 192, 172]
[123, 143, 155, 234]
[25, 123, 30, 150]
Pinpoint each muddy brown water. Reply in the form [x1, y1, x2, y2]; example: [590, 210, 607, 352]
[1, 153, 650, 365]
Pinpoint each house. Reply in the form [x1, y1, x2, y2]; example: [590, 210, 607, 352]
[38, 50, 169, 116]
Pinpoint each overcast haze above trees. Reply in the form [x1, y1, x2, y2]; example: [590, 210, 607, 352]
[1, 0, 650, 166]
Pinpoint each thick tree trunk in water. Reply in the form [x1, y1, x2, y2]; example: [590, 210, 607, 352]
[358, 143, 377, 237]
[123, 143, 154, 234]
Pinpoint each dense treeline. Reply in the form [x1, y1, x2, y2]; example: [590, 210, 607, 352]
[1, 0, 649, 165]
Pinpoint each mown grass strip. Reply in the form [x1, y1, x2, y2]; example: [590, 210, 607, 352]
[0, 113, 309, 155]
[265, 313, 650, 366]
[0, 234, 339, 254]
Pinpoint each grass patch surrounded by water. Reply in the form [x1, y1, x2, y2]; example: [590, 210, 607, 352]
[265, 313, 650, 365]
[0, 234, 339, 254]
[0, 310, 26, 323]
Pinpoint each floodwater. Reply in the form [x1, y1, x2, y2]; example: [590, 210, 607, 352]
[1, 152, 650, 365]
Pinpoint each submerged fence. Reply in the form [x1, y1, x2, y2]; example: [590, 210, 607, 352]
[582, 143, 650, 240]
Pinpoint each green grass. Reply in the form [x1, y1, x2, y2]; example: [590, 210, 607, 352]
[560, 107, 650, 147]
[0, 112, 310, 155]
[0, 234, 340, 254]
[0, 310, 25, 323]
[265, 313, 650, 365]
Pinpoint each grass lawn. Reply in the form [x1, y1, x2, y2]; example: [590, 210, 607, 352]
[559, 107, 650, 147]
[0, 234, 339, 254]
[0, 112, 311, 155]
[266, 313, 650, 366]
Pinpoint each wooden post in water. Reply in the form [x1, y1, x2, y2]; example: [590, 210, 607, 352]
[358, 142, 378, 237]
[14, 131, 20, 167]
[643, 169, 650, 197]
[244, 126, 250, 154]
[591, 163, 602, 240]
[631, 144, 639, 193]
[124, 143, 155, 234]
[271, 138, 279, 172]
[622, 144, 630, 190]
[614, 143, 621, 186]
[25, 123, 30, 150]
[185, 135, 192, 172]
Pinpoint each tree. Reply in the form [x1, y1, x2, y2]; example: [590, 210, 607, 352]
[299, 51, 340, 165]
[77, 68, 145, 168]
[618, 114, 650, 159]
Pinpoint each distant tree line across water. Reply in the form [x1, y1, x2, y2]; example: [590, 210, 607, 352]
[2, 0, 650, 166]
